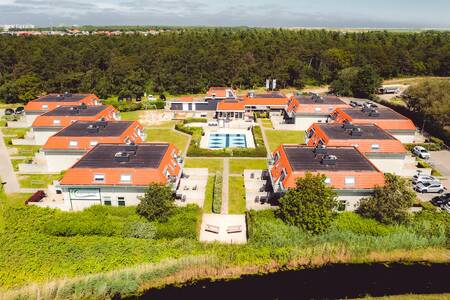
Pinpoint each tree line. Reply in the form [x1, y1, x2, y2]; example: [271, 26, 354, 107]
[0, 28, 449, 102]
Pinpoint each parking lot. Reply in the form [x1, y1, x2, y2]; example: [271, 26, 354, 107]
[415, 150, 450, 202]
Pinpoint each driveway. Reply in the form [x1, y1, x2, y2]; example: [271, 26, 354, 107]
[0, 130, 20, 193]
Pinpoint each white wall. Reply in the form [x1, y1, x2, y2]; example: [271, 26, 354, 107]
[62, 186, 147, 211]
[45, 153, 83, 172]
[391, 133, 415, 144]
[33, 130, 58, 145]
[294, 115, 328, 130]
[368, 157, 406, 175]
[25, 114, 39, 126]
[337, 194, 364, 211]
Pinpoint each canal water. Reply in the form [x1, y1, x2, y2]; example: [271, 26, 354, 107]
[133, 263, 449, 299]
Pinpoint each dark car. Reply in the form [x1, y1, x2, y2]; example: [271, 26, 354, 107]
[431, 193, 450, 206]
[15, 106, 24, 114]
[4, 108, 14, 115]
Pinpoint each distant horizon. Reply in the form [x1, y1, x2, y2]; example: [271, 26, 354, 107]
[1, 0, 449, 29]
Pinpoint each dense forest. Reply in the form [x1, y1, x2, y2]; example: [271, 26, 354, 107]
[0, 29, 449, 102]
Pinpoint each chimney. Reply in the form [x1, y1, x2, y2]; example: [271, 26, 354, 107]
[114, 151, 130, 163]
[87, 124, 99, 133]
[369, 110, 380, 117]
[342, 120, 354, 130]
[350, 127, 363, 136]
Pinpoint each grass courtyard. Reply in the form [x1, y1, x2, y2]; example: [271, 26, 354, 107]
[265, 129, 306, 151]
[229, 158, 267, 174]
[18, 174, 62, 188]
[228, 176, 246, 214]
[184, 158, 223, 173]
[145, 128, 190, 153]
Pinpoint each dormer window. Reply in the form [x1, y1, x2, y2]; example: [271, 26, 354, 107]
[53, 119, 61, 125]
[371, 144, 380, 150]
[345, 176, 355, 186]
[42, 104, 49, 110]
[324, 177, 332, 185]
[90, 141, 98, 147]
[69, 140, 78, 147]
[120, 174, 132, 183]
[94, 174, 105, 183]
[315, 107, 322, 112]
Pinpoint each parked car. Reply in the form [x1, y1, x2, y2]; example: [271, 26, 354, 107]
[431, 193, 450, 206]
[412, 174, 439, 185]
[441, 203, 450, 213]
[15, 106, 24, 114]
[412, 146, 430, 159]
[4, 108, 14, 115]
[414, 182, 445, 193]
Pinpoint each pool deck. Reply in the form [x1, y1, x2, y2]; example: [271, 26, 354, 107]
[200, 127, 255, 149]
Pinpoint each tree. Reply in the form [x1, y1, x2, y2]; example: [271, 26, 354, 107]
[137, 184, 175, 221]
[0, 74, 42, 103]
[330, 65, 381, 98]
[357, 174, 416, 225]
[277, 173, 337, 234]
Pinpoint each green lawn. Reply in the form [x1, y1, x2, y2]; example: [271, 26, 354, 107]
[184, 158, 223, 173]
[11, 159, 31, 171]
[229, 159, 267, 174]
[228, 176, 246, 214]
[1, 192, 32, 207]
[260, 119, 273, 129]
[18, 174, 62, 188]
[120, 110, 144, 121]
[145, 129, 190, 153]
[10, 145, 42, 157]
[265, 129, 305, 151]
[203, 176, 214, 213]
[1, 128, 29, 138]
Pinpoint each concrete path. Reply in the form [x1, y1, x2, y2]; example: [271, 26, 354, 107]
[221, 158, 229, 214]
[0, 129, 20, 193]
[257, 119, 271, 156]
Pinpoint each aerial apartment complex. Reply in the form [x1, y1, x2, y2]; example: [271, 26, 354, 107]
[24, 93, 100, 125]
[31, 104, 119, 145]
[42, 120, 145, 172]
[59, 143, 182, 211]
[269, 145, 385, 211]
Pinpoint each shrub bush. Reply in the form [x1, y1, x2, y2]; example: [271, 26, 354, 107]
[212, 173, 222, 214]
[137, 184, 175, 222]
[154, 205, 200, 239]
[405, 143, 441, 152]
[122, 221, 156, 239]
[183, 118, 207, 124]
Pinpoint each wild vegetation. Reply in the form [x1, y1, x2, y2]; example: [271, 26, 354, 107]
[0, 29, 449, 102]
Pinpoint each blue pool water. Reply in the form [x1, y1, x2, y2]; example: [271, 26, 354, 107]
[208, 133, 247, 149]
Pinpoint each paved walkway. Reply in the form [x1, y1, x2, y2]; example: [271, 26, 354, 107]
[221, 158, 229, 214]
[0, 129, 20, 193]
[257, 119, 271, 156]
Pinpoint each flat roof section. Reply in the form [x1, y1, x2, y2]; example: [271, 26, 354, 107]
[283, 145, 376, 172]
[35, 94, 88, 102]
[73, 143, 169, 169]
[318, 124, 395, 140]
[251, 92, 286, 98]
[43, 105, 108, 117]
[342, 108, 408, 120]
[294, 95, 346, 105]
[54, 121, 134, 137]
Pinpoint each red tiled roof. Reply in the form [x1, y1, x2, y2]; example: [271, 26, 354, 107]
[206, 87, 236, 98]
[25, 93, 99, 112]
[243, 95, 288, 107]
[217, 100, 245, 111]
[286, 96, 350, 114]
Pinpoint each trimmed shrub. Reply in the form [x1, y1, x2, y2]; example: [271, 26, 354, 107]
[122, 221, 156, 239]
[183, 118, 207, 124]
[212, 173, 222, 214]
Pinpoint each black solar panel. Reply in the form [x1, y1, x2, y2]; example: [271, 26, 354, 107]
[43, 105, 108, 117]
[318, 124, 394, 140]
[284, 146, 375, 172]
[295, 96, 346, 105]
[343, 108, 407, 120]
[54, 121, 133, 137]
[74, 143, 169, 169]
[35, 94, 88, 102]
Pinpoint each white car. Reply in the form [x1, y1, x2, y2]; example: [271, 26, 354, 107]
[412, 146, 430, 159]
[412, 175, 439, 185]
[414, 182, 445, 193]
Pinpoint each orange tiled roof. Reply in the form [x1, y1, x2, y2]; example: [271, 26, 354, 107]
[206, 87, 235, 98]
[43, 121, 144, 151]
[32, 105, 118, 128]
[286, 96, 350, 114]
[24, 93, 99, 112]
[243, 95, 288, 107]
[60, 143, 181, 186]
[217, 100, 245, 111]
[307, 123, 406, 154]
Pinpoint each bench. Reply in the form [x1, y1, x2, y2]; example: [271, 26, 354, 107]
[205, 224, 219, 234]
[227, 225, 242, 234]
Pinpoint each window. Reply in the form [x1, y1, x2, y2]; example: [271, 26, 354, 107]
[104, 200, 112, 206]
[345, 176, 355, 185]
[69, 140, 78, 147]
[118, 197, 125, 206]
[120, 174, 132, 183]
[371, 144, 380, 150]
[90, 141, 98, 147]
[94, 174, 105, 183]
[42, 104, 49, 109]
[315, 107, 322, 112]
[53, 119, 61, 125]
[328, 106, 334, 111]
[324, 177, 331, 185]
[279, 169, 287, 182]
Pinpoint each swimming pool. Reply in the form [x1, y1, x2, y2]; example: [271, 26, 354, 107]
[207, 133, 247, 149]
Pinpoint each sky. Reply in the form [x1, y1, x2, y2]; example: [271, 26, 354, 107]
[0, 0, 449, 28]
